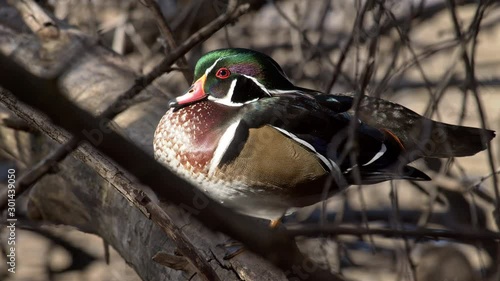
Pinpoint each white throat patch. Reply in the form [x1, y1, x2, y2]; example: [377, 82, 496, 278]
[208, 79, 243, 107]
[208, 78, 260, 107]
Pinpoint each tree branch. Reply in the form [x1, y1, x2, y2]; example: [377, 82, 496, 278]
[0, 0, 252, 212]
[141, 0, 193, 82]
[0, 51, 344, 281]
[287, 225, 500, 241]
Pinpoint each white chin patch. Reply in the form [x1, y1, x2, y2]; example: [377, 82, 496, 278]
[208, 96, 245, 107]
[208, 78, 259, 107]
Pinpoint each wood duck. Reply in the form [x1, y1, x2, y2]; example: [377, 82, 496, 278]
[154, 48, 495, 222]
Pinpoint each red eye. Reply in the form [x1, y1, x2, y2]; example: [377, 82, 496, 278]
[215, 68, 231, 79]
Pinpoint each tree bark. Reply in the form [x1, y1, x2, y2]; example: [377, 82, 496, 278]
[0, 2, 288, 280]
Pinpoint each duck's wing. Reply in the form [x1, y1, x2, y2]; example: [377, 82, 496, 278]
[318, 92, 495, 159]
[232, 95, 430, 186]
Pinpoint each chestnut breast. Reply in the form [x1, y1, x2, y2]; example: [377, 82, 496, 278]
[154, 101, 238, 175]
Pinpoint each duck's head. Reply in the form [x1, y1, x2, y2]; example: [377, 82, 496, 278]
[169, 48, 295, 109]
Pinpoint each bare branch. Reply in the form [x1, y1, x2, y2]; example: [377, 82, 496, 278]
[446, 0, 499, 227]
[0, 51, 345, 281]
[287, 225, 500, 241]
[141, 0, 193, 82]
[0, 89, 221, 280]
[0, 0, 252, 211]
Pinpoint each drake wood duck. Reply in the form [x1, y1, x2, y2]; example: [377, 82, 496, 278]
[154, 48, 495, 221]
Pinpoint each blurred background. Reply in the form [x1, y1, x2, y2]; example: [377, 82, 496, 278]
[1, 0, 499, 280]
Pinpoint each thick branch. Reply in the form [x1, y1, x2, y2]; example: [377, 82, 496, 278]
[0, 0, 251, 211]
[0, 51, 344, 281]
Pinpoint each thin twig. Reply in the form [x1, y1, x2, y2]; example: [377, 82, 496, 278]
[381, 6, 442, 122]
[286, 225, 500, 241]
[323, 1, 370, 93]
[141, 0, 193, 82]
[337, 0, 380, 255]
[446, 2, 500, 273]
[446, 0, 499, 226]
[466, 168, 500, 192]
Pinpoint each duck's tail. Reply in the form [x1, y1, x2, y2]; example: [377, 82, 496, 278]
[341, 93, 495, 160]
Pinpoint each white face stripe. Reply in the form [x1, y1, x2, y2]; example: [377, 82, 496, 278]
[208, 75, 268, 107]
[242, 74, 271, 96]
[209, 96, 259, 107]
[362, 143, 387, 166]
[210, 79, 239, 106]
[208, 96, 235, 105]
[209, 120, 241, 175]
[204, 54, 242, 77]
[205, 57, 224, 76]
[227, 78, 237, 99]
[271, 126, 335, 172]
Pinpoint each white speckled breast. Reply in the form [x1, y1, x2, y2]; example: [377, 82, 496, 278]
[153, 101, 248, 201]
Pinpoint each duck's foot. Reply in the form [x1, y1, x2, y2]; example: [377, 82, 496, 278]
[270, 212, 288, 228]
[269, 218, 281, 228]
